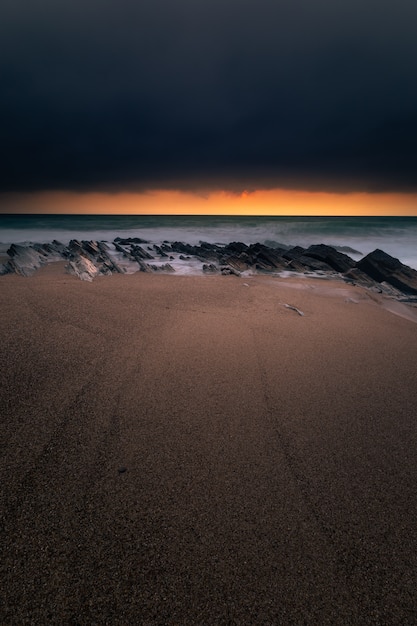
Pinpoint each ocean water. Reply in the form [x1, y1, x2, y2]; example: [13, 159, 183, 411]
[1, 214, 416, 271]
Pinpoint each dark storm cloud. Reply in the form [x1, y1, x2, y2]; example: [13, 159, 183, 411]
[1, 0, 417, 193]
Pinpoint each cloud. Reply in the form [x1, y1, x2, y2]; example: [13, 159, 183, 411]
[1, 0, 417, 194]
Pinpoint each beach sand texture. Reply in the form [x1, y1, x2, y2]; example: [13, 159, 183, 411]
[1, 266, 417, 624]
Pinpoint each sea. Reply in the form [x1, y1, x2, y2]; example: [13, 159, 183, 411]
[1, 214, 417, 273]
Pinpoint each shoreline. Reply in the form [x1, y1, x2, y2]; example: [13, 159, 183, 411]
[2, 237, 417, 304]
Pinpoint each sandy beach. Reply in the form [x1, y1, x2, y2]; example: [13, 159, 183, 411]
[1, 265, 417, 624]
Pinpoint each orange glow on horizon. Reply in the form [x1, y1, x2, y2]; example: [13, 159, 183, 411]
[1, 189, 417, 216]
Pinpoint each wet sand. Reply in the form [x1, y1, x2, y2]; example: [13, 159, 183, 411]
[1, 266, 417, 624]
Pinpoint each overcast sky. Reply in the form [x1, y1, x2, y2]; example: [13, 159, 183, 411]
[1, 0, 416, 195]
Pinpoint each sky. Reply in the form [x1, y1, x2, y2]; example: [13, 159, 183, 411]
[1, 0, 417, 215]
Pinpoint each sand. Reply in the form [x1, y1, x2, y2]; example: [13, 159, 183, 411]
[1, 265, 417, 624]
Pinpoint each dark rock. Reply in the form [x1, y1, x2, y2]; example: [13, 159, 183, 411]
[171, 242, 197, 255]
[81, 240, 101, 256]
[136, 260, 154, 272]
[286, 259, 310, 273]
[157, 263, 175, 272]
[247, 243, 287, 269]
[221, 266, 240, 276]
[153, 245, 169, 257]
[202, 263, 219, 273]
[356, 249, 417, 295]
[131, 245, 154, 260]
[114, 237, 149, 244]
[224, 241, 249, 254]
[296, 256, 334, 272]
[113, 241, 132, 257]
[304, 244, 356, 273]
[220, 254, 250, 273]
[283, 246, 306, 261]
[344, 267, 378, 288]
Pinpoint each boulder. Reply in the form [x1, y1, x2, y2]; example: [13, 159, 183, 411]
[247, 243, 287, 269]
[283, 246, 306, 261]
[202, 263, 219, 273]
[5, 244, 47, 276]
[356, 249, 417, 295]
[304, 244, 356, 273]
[66, 256, 99, 281]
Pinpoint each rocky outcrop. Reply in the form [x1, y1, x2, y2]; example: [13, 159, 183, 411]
[356, 249, 417, 295]
[2, 239, 416, 302]
[303, 244, 356, 273]
[4, 244, 48, 276]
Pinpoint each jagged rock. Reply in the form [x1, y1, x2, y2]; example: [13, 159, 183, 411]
[66, 256, 99, 281]
[247, 243, 287, 269]
[5, 244, 47, 276]
[286, 259, 310, 273]
[114, 237, 149, 244]
[156, 263, 175, 272]
[283, 246, 306, 261]
[202, 263, 219, 273]
[224, 242, 249, 254]
[221, 266, 240, 276]
[357, 249, 417, 295]
[153, 245, 168, 257]
[344, 267, 378, 288]
[304, 244, 355, 273]
[81, 240, 101, 256]
[220, 254, 249, 272]
[113, 241, 132, 257]
[131, 245, 154, 261]
[136, 260, 154, 272]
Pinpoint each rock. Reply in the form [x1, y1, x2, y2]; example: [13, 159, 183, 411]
[283, 246, 306, 261]
[131, 245, 154, 260]
[153, 245, 168, 257]
[224, 241, 249, 254]
[356, 249, 417, 295]
[247, 243, 287, 270]
[220, 254, 249, 273]
[81, 240, 101, 256]
[202, 263, 219, 273]
[66, 256, 100, 281]
[221, 266, 240, 276]
[5, 244, 47, 276]
[114, 236, 149, 244]
[343, 267, 378, 288]
[304, 244, 356, 273]
[157, 263, 175, 272]
[113, 241, 133, 258]
[136, 260, 154, 272]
